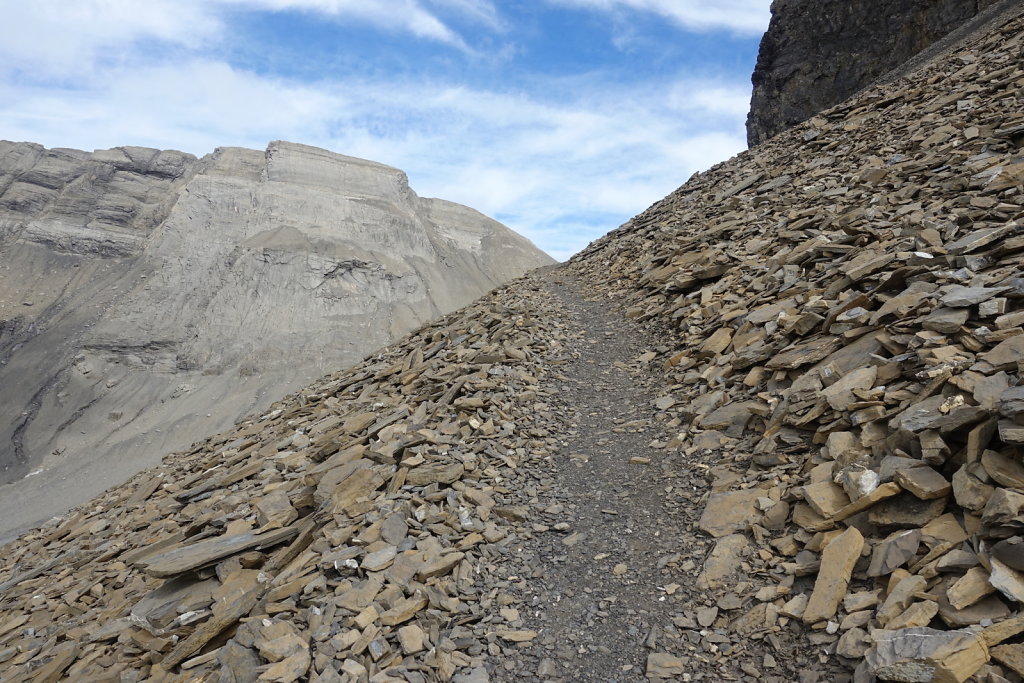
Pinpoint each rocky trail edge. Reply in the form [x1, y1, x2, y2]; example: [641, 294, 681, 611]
[482, 268, 846, 682]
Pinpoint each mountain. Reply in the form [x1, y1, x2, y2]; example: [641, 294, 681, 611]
[746, 0, 1008, 146]
[2, 5, 1024, 683]
[0, 140, 552, 537]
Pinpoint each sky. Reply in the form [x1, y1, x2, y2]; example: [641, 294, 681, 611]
[0, 1, 771, 261]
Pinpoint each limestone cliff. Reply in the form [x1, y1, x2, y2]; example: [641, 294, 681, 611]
[746, 0, 1002, 146]
[0, 140, 552, 533]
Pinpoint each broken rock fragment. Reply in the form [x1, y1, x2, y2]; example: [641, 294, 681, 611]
[865, 627, 988, 683]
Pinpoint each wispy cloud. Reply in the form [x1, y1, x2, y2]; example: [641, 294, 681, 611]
[547, 0, 772, 35]
[0, 0, 490, 75]
[215, 0, 473, 48]
[429, 0, 505, 31]
[0, 2, 220, 77]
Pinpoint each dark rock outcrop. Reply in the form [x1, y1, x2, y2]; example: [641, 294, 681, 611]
[746, 0, 1000, 147]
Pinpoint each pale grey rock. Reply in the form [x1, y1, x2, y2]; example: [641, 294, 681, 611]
[0, 140, 553, 539]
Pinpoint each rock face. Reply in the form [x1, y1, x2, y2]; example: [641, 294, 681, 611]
[0, 140, 552, 535]
[746, 0, 1001, 146]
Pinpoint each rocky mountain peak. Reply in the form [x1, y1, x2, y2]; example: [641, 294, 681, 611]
[0, 140, 552, 538]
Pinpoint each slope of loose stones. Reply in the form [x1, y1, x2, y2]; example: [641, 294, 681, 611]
[570, 9, 1024, 681]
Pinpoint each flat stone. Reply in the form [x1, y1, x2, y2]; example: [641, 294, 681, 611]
[379, 593, 428, 626]
[992, 643, 1024, 677]
[135, 526, 299, 578]
[380, 513, 409, 546]
[946, 223, 1018, 254]
[922, 307, 969, 333]
[981, 450, 1024, 489]
[989, 557, 1024, 604]
[878, 575, 928, 626]
[921, 513, 968, 547]
[936, 549, 979, 573]
[937, 590, 1009, 629]
[890, 395, 949, 433]
[888, 600, 940, 630]
[254, 490, 298, 528]
[802, 480, 851, 518]
[417, 552, 465, 581]
[947, 567, 996, 611]
[836, 627, 871, 659]
[698, 489, 762, 537]
[698, 533, 748, 591]
[803, 526, 864, 624]
[822, 366, 877, 410]
[647, 653, 685, 679]
[981, 488, 1024, 527]
[972, 372, 1009, 411]
[397, 624, 425, 654]
[940, 285, 1005, 308]
[999, 386, 1024, 418]
[952, 464, 996, 512]
[496, 629, 538, 642]
[999, 419, 1024, 445]
[405, 462, 465, 486]
[361, 546, 397, 572]
[868, 492, 946, 528]
[894, 466, 952, 500]
[992, 537, 1024, 572]
[979, 335, 1024, 372]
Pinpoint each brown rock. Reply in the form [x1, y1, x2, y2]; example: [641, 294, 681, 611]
[803, 526, 864, 624]
[947, 567, 996, 611]
[417, 552, 465, 581]
[895, 466, 952, 500]
[991, 643, 1024, 677]
[802, 480, 851, 518]
[697, 489, 763, 537]
[646, 653, 685, 679]
[135, 526, 299, 578]
[405, 462, 465, 486]
[698, 534, 749, 591]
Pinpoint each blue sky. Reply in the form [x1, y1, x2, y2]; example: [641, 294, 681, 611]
[0, 1, 771, 260]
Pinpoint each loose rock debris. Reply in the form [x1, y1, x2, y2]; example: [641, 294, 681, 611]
[569, 8, 1024, 682]
[0, 278, 579, 682]
[3, 6, 1024, 683]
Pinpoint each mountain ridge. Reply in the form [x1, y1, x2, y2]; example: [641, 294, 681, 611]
[0, 139, 552, 538]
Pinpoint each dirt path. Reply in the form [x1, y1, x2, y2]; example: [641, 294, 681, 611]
[479, 269, 843, 682]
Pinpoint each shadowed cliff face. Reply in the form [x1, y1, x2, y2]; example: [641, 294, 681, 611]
[0, 140, 552, 531]
[746, 0, 999, 147]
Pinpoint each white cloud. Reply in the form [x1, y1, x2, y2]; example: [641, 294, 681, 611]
[0, 0, 491, 79]
[429, 0, 504, 31]
[548, 0, 772, 35]
[215, 0, 470, 47]
[0, 1, 220, 77]
[0, 58, 747, 260]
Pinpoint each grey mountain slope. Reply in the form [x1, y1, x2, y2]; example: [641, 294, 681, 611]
[0, 139, 553, 538]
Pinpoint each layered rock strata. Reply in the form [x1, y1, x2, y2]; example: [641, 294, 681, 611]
[0, 140, 552, 536]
